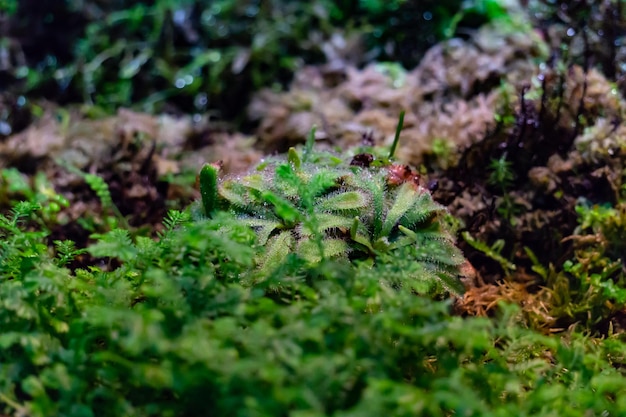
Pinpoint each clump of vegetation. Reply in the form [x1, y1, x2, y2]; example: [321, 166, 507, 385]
[198, 123, 466, 295]
[546, 200, 626, 330]
[440, 0, 626, 335]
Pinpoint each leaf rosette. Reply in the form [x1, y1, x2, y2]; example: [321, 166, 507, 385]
[199, 144, 466, 295]
[199, 115, 466, 295]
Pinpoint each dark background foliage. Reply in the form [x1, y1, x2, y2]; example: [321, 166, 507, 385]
[1, 0, 503, 119]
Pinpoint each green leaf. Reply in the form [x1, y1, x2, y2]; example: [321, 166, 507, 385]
[298, 238, 349, 263]
[262, 191, 300, 226]
[307, 170, 343, 199]
[300, 213, 353, 236]
[287, 147, 301, 170]
[317, 191, 369, 211]
[382, 183, 419, 236]
[242, 217, 282, 245]
[54, 240, 86, 267]
[389, 110, 405, 159]
[161, 210, 191, 233]
[400, 193, 443, 227]
[302, 125, 316, 163]
[350, 217, 374, 253]
[258, 230, 294, 275]
[219, 181, 251, 207]
[88, 229, 137, 262]
[21, 376, 46, 398]
[358, 175, 386, 237]
[524, 246, 548, 280]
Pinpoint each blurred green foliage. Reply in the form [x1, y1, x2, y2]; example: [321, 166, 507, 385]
[0, 0, 17, 14]
[0, 168, 70, 227]
[3, 0, 507, 118]
[2, 197, 626, 415]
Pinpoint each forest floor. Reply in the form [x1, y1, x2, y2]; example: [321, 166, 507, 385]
[1, 5, 626, 336]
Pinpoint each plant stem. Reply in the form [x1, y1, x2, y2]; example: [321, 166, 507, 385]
[389, 110, 405, 159]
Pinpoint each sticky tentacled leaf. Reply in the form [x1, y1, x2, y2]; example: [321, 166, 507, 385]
[317, 191, 369, 212]
[382, 183, 420, 237]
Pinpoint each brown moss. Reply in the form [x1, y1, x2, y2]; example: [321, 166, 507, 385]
[456, 277, 558, 332]
[249, 24, 547, 169]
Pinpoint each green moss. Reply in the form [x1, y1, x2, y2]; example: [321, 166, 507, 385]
[0, 181, 625, 416]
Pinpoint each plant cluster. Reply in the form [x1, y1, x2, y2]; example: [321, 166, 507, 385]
[549, 200, 626, 329]
[437, 0, 626, 335]
[198, 125, 466, 295]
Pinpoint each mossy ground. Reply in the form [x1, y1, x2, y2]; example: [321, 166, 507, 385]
[2, 1, 626, 415]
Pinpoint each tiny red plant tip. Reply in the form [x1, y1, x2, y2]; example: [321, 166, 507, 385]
[387, 164, 420, 187]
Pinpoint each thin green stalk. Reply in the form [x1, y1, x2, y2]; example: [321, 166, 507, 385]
[303, 125, 317, 163]
[388, 110, 405, 159]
